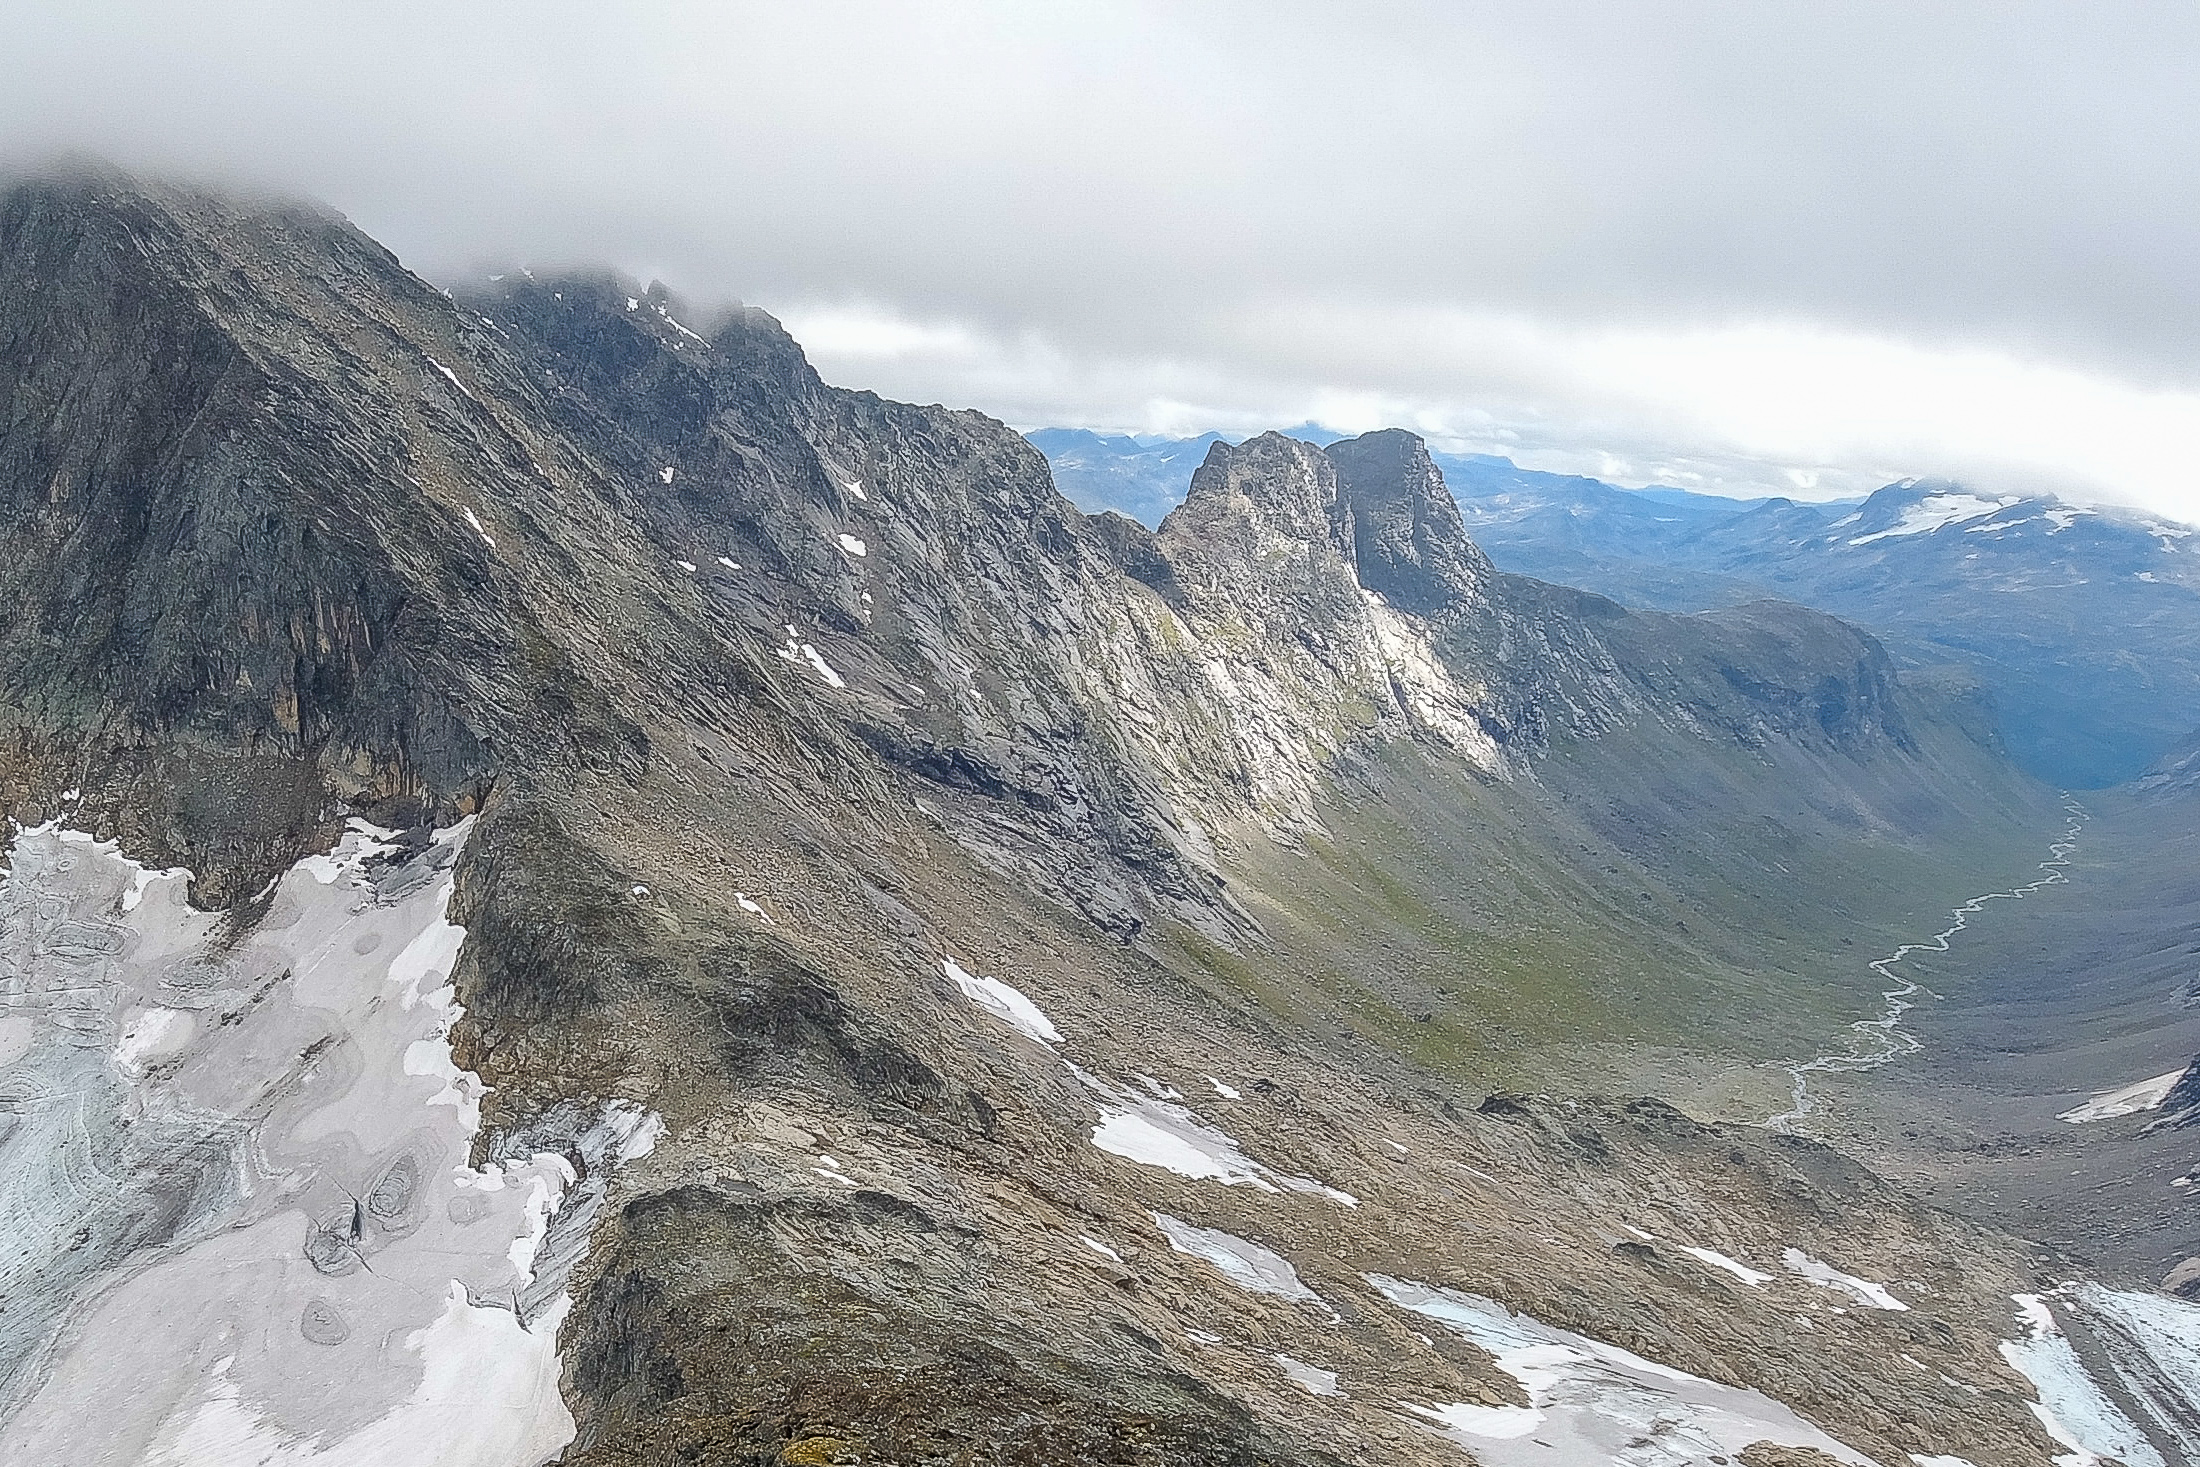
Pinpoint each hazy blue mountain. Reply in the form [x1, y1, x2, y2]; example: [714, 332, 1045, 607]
[1027, 423, 1345, 526]
[1031, 430, 2200, 786]
[1024, 428, 1232, 526]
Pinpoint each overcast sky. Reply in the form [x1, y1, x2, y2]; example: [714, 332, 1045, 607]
[6, 1, 2199, 515]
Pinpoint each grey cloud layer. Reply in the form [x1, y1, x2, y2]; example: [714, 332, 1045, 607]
[5, 0, 2196, 503]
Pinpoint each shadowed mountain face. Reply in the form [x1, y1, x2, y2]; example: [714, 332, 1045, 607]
[1034, 433, 2200, 789]
[8, 169, 2190, 1467]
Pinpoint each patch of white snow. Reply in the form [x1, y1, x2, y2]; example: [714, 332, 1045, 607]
[1783, 1248, 1907, 1310]
[1849, 493, 2013, 544]
[1371, 1276, 1876, 1463]
[942, 957, 1061, 1044]
[2000, 1292, 2165, 1467]
[1152, 1213, 1321, 1303]
[1274, 1354, 1341, 1396]
[1079, 1236, 1123, 1264]
[1679, 1245, 1773, 1285]
[2059, 1068, 2187, 1123]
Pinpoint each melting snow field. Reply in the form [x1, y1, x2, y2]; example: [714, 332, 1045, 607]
[0, 820, 650, 1466]
[2057, 1067, 2187, 1124]
[1368, 1276, 1877, 1465]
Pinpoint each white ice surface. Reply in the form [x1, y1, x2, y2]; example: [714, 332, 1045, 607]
[943, 958, 1061, 1044]
[2058, 1068, 2186, 1123]
[1152, 1213, 1321, 1304]
[422, 356, 477, 402]
[2061, 1283, 2200, 1462]
[1369, 1275, 1875, 1465]
[1782, 1248, 1907, 1310]
[0, 820, 600, 1467]
[1999, 1293, 2165, 1467]
[1404, 1400, 1543, 1440]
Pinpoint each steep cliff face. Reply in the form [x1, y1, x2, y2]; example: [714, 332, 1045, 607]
[0, 170, 2134, 1467]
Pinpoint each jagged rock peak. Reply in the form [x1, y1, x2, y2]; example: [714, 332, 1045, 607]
[1171, 430, 1344, 551]
[1327, 428, 1496, 615]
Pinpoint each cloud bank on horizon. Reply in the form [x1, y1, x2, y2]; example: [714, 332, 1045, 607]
[6, 0, 2197, 516]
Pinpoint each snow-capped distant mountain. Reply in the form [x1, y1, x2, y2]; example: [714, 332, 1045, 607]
[1030, 429, 2200, 787]
[1500, 477, 2200, 789]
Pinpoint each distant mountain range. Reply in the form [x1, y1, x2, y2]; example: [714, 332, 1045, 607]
[1030, 430, 2200, 787]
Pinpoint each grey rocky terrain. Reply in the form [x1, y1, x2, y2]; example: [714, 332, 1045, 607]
[1036, 433, 2200, 789]
[3, 167, 2196, 1465]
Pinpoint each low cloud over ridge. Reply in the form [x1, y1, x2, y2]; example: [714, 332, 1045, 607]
[8, 0, 2197, 514]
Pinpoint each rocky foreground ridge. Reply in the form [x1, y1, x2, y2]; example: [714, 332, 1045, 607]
[0, 168, 2181, 1466]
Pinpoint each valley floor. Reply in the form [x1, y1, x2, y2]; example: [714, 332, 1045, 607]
[1775, 786, 2200, 1287]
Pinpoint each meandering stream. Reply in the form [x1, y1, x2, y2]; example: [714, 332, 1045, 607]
[1765, 797, 2089, 1131]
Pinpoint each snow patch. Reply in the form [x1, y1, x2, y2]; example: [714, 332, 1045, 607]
[1204, 1075, 1241, 1100]
[1274, 1354, 1341, 1396]
[1679, 1245, 1772, 1286]
[1782, 1249, 1907, 1310]
[1152, 1213, 1321, 1303]
[113, 1006, 190, 1075]
[422, 356, 477, 403]
[461, 508, 496, 548]
[2059, 1068, 2187, 1123]
[836, 533, 867, 557]
[1999, 1292, 2164, 1467]
[1371, 1276, 1876, 1463]
[943, 957, 1061, 1044]
[776, 626, 847, 688]
[1405, 1400, 1544, 1440]
[1084, 1081, 1355, 1205]
[1849, 493, 2013, 544]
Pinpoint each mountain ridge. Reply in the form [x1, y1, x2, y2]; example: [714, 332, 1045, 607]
[1034, 429, 2200, 786]
[1, 168, 2170, 1467]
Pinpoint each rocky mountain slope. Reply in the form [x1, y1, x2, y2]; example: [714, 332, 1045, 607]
[1036, 434, 2200, 789]
[2, 168, 2191, 1467]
